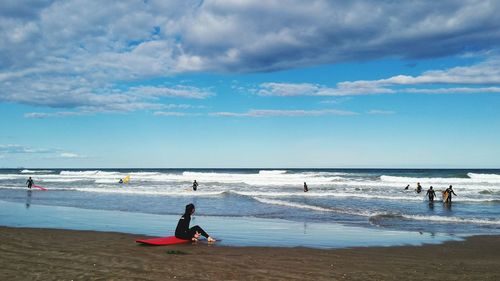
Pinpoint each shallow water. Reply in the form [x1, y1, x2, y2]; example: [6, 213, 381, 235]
[1, 168, 499, 241]
[0, 200, 461, 248]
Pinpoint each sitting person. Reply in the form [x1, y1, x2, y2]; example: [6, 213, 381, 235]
[175, 203, 215, 242]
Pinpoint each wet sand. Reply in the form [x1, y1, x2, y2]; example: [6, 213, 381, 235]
[1, 227, 499, 280]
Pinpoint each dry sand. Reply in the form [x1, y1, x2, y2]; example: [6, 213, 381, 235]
[1, 227, 499, 280]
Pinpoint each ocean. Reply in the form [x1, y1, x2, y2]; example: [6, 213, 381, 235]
[1, 168, 499, 247]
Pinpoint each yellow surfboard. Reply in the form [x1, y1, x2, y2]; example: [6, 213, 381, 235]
[442, 191, 449, 203]
[122, 175, 130, 184]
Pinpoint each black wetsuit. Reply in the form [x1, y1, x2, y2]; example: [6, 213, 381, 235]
[445, 188, 457, 202]
[426, 189, 436, 201]
[192, 181, 198, 191]
[304, 183, 308, 192]
[175, 214, 209, 240]
[26, 178, 34, 189]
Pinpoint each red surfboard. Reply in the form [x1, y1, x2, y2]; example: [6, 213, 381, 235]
[136, 236, 190, 245]
[32, 185, 47, 191]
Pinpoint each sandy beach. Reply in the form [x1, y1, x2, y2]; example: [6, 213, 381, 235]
[0, 227, 499, 280]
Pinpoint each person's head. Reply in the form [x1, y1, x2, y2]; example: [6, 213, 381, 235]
[194, 180, 197, 182]
[29, 177, 31, 179]
[430, 186, 433, 190]
[449, 185, 453, 189]
[184, 203, 195, 215]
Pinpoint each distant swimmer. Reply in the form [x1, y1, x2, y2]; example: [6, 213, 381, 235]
[444, 185, 457, 203]
[192, 180, 198, 191]
[175, 203, 215, 242]
[405, 184, 410, 190]
[426, 186, 437, 202]
[118, 179, 123, 184]
[26, 177, 34, 189]
[416, 182, 422, 193]
[303, 182, 309, 192]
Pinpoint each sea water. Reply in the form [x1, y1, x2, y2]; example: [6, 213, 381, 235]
[1, 169, 499, 247]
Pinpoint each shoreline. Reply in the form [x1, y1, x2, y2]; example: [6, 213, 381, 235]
[1, 227, 499, 280]
[0, 199, 463, 249]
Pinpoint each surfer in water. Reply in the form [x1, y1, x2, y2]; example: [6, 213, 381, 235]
[445, 185, 457, 203]
[404, 184, 410, 190]
[26, 177, 34, 189]
[192, 180, 198, 191]
[416, 182, 422, 193]
[426, 186, 437, 202]
[175, 203, 215, 242]
[303, 182, 309, 192]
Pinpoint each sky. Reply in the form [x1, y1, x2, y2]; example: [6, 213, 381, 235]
[1, 0, 500, 168]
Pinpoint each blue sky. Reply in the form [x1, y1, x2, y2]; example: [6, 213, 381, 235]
[1, 0, 500, 168]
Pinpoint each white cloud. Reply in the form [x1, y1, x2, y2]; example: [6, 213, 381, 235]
[24, 111, 88, 119]
[1, 0, 500, 111]
[257, 82, 394, 97]
[340, 57, 500, 88]
[367, 110, 396, 115]
[60, 152, 79, 158]
[129, 85, 212, 99]
[153, 111, 196, 117]
[210, 109, 358, 117]
[0, 144, 52, 154]
[257, 57, 500, 97]
[0, 143, 82, 159]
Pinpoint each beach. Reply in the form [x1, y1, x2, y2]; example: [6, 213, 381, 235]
[1, 227, 499, 280]
[1, 169, 499, 280]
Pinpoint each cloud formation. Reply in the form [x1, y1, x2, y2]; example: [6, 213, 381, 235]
[1, 0, 500, 111]
[0, 144, 82, 159]
[0, 144, 53, 154]
[257, 57, 500, 96]
[210, 109, 358, 117]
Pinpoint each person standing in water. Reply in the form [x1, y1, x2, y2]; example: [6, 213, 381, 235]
[26, 177, 34, 189]
[416, 182, 422, 193]
[192, 180, 198, 191]
[175, 203, 215, 242]
[426, 186, 437, 202]
[404, 184, 410, 190]
[445, 185, 457, 203]
[303, 182, 309, 192]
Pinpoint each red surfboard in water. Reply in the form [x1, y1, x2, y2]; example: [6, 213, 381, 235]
[32, 185, 47, 191]
[136, 236, 190, 245]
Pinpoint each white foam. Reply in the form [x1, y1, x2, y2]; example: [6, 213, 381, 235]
[0, 175, 19, 180]
[59, 170, 119, 176]
[94, 179, 122, 184]
[235, 191, 424, 201]
[74, 187, 224, 196]
[253, 197, 333, 212]
[252, 197, 377, 217]
[180, 171, 341, 185]
[21, 169, 54, 173]
[258, 170, 287, 175]
[402, 214, 500, 226]
[253, 197, 500, 226]
[39, 178, 86, 183]
[381, 175, 500, 184]
[468, 173, 500, 180]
